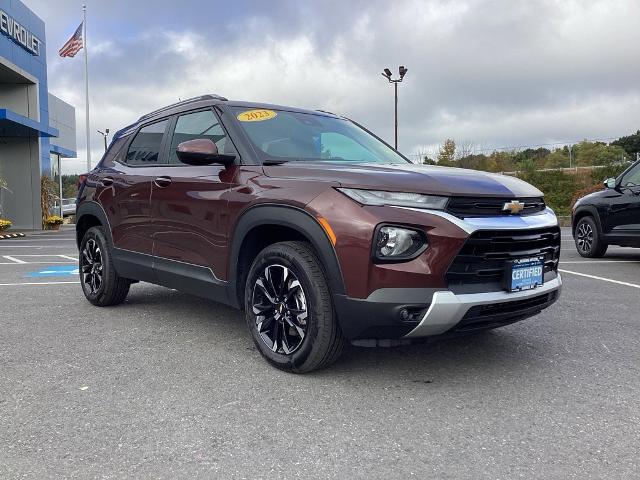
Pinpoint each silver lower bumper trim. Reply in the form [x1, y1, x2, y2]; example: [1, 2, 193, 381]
[403, 275, 562, 337]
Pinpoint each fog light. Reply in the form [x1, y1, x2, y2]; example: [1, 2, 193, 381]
[373, 225, 427, 262]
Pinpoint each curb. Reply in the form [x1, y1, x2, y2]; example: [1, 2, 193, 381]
[0, 233, 26, 240]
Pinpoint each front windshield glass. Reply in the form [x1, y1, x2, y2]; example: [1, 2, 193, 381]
[230, 107, 409, 164]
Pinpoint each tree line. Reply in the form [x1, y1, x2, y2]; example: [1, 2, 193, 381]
[421, 130, 640, 216]
[423, 130, 640, 173]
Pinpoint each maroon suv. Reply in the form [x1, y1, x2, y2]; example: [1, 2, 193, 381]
[76, 94, 562, 372]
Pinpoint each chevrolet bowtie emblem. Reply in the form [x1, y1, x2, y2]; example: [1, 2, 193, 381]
[503, 200, 525, 214]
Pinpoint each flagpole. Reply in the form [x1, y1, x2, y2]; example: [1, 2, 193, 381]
[83, 4, 91, 172]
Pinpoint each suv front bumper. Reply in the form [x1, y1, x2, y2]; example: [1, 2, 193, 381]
[334, 275, 561, 340]
[404, 275, 562, 337]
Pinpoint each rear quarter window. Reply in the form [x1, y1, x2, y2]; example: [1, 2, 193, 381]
[125, 120, 169, 166]
[99, 136, 129, 167]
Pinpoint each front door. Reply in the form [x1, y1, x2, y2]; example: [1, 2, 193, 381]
[150, 109, 238, 295]
[605, 161, 640, 237]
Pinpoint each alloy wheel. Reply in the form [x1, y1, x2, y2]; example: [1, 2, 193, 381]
[576, 222, 594, 253]
[81, 238, 103, 294]
[252, 264, 308, 355]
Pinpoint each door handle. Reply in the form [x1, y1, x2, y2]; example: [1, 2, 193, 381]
[154, 176, 172, 188]
[101, 177, 114, 187]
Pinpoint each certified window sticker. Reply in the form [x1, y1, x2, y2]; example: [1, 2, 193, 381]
[237, 109, 277, 122]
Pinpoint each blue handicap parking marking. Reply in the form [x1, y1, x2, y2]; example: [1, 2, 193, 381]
[27, 265, 79, 278]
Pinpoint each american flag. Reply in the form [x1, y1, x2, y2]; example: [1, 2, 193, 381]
[59, 23, 84, 58]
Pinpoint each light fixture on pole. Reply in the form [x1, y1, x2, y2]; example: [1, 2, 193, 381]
[97, 128, 109, 152]
[381, 65, 408, 150]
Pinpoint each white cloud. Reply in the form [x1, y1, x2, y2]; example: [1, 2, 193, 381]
[30, 0, 640, 173]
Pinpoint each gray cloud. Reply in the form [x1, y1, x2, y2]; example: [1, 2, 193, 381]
[27, 0, 640, 172]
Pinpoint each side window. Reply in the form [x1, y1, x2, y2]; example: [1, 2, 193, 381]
[168, 110, 230, 164]
[621, 163, 640, 187]
[125, 120, 168, 166]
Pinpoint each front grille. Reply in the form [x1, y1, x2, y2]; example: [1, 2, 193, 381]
[446, 197, 545, 218]
[446, 226, 561, 287]
[454, 291, 557, 332]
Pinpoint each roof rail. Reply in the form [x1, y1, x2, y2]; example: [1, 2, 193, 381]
[138, 94, 228, 122]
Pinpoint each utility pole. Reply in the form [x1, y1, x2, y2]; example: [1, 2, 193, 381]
[381, 66, 408, 150]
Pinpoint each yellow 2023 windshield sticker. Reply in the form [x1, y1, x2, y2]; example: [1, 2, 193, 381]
[237, 109, 277, 122]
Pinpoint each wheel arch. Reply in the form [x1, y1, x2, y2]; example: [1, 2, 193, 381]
[228, 204, 345, 309]
[75, 201, 112, 248]
[572, 205, 603, 236]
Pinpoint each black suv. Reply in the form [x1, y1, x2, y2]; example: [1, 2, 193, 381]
[572, 159, 640, 257]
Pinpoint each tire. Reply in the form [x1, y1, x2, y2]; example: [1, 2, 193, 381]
[575, 216, 608, 258]
[244, 241, 344, 373]
[79, 226, 131, 306]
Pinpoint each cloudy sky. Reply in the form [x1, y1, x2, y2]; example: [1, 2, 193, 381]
[27, 0, 640, 173]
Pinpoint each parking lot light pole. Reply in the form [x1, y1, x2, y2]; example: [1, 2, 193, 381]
[97, 129, 110, 152]
[381, 65, 408, 150]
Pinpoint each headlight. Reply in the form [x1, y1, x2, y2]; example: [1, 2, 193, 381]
[337, 188, 448, 210]
[373, 225, 428, 262]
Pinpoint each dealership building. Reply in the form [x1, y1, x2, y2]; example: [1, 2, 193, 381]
[1, 0, 76, 229]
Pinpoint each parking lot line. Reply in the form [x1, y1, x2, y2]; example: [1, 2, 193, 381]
[0, 254, 78, 265]
[3, 255, 27, 264]
[559, 269, 640, 289]
[561, 260, 640, 264]
[0, 245, 73, 248]
[0, 281, 79, 286]
[0, 261, 76, 265]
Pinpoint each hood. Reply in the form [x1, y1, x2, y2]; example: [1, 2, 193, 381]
[264, 162, 543, 198]
[574, 188, 608, 206]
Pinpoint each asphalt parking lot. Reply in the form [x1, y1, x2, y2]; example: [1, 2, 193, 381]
[1, 226, 639, 479]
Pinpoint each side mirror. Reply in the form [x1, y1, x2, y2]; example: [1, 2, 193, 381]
[604, 177, 616, 189]
[176, 139, 235, 166]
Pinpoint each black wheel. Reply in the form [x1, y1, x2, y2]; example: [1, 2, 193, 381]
[575, 216, 608, 258]
[245, 241, 344, 373]
[79, 226, 131, 306]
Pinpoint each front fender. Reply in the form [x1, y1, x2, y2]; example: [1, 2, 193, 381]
[227, 204, 346, 307]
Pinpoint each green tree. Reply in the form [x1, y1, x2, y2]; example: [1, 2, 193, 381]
[573, 141, 626, 166]
[437, 139, 456, 166]
[611, 130, 640, 158]
[489, 151, 516, 172]
[514, 148, 550, 168]
[61, 174, 80, 198]
[545, 149, 569, 169]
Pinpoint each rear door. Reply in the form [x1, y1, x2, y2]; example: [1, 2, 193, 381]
[98, 119, 170, 256]
[150, 108, 238, 294]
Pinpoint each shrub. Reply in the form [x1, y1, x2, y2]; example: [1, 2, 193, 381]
[592, 163, 629, 183]
[0, 219, 11, 231]
[571, 184, 604, 208]
[44, 215, 64, 227]
[516, 170, 580, 216]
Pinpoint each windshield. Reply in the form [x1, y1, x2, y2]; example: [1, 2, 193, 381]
[230, 107, 409, 164]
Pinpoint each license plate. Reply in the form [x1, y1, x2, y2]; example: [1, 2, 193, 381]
[505, 256, 544, 292]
